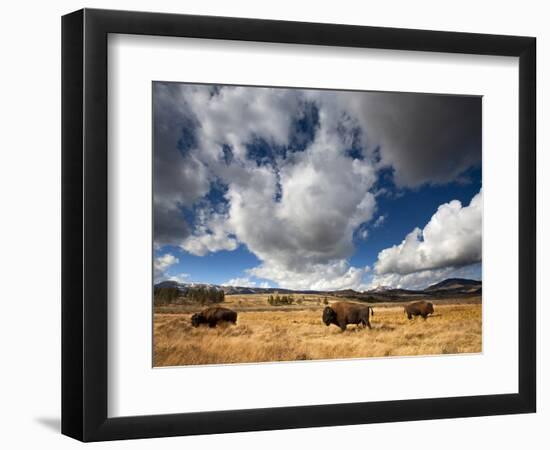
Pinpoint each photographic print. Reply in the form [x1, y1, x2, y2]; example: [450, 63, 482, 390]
[153, 82, 482, 367]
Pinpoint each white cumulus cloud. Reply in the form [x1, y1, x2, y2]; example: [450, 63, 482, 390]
[154, 253, 179, 281]
[373, 190, 482, 277]
[249, 261, 369, 291]
[366, 263, 481, 291]
[181, 207, 238, 256]
[167, 273, 190, 284]
[155, 84, 379, 290]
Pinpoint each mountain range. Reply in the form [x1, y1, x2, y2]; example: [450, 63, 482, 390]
[155, 277, 481, 302]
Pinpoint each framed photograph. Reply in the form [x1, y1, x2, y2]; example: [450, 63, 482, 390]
[62, 8, 536, 441]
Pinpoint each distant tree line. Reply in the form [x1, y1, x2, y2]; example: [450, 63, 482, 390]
[153, 287, 180, 305]
[187, 286, 225, 304]
[268, 294, 294, 306]
[154, 286, 224, 306]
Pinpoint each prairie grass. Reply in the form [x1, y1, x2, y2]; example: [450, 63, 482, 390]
[153, 296, 481, 367]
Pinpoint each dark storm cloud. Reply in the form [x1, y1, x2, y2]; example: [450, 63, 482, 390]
[154, 205, 191, 247]
[355, 92, 481, 188]
[153, 83, 210, 208]
[153, 83, 210, 246]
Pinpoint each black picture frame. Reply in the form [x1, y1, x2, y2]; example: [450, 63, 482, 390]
[62, 8, 536, 442]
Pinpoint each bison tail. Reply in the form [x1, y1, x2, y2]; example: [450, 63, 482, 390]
[370, 306, 374, 316]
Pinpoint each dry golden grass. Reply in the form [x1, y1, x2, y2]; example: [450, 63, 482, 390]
[153, 295, 481, 367]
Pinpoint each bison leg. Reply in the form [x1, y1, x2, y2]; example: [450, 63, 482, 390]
[366, 320, 372, 329]
[422, 314, 428, 320]
[336, 317, 348, 331]
[208, 321, 216, 328]
[407, 313, 412, 320]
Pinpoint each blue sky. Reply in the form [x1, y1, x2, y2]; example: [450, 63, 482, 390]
[153, 83, 482, 291]
[349, 167, 482, 272]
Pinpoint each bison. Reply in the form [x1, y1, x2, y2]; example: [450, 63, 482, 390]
[322, 302, 374, 331]
[404, 300, 434, 320]
[191, 306, 238, 328]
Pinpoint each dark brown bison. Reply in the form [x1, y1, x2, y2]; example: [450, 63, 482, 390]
[404, 300, 434, 320]
[322, 302, 374, 331]
[191, 307, 238, 328]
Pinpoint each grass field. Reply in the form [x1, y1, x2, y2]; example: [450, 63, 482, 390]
[153, 294, 482, 367]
